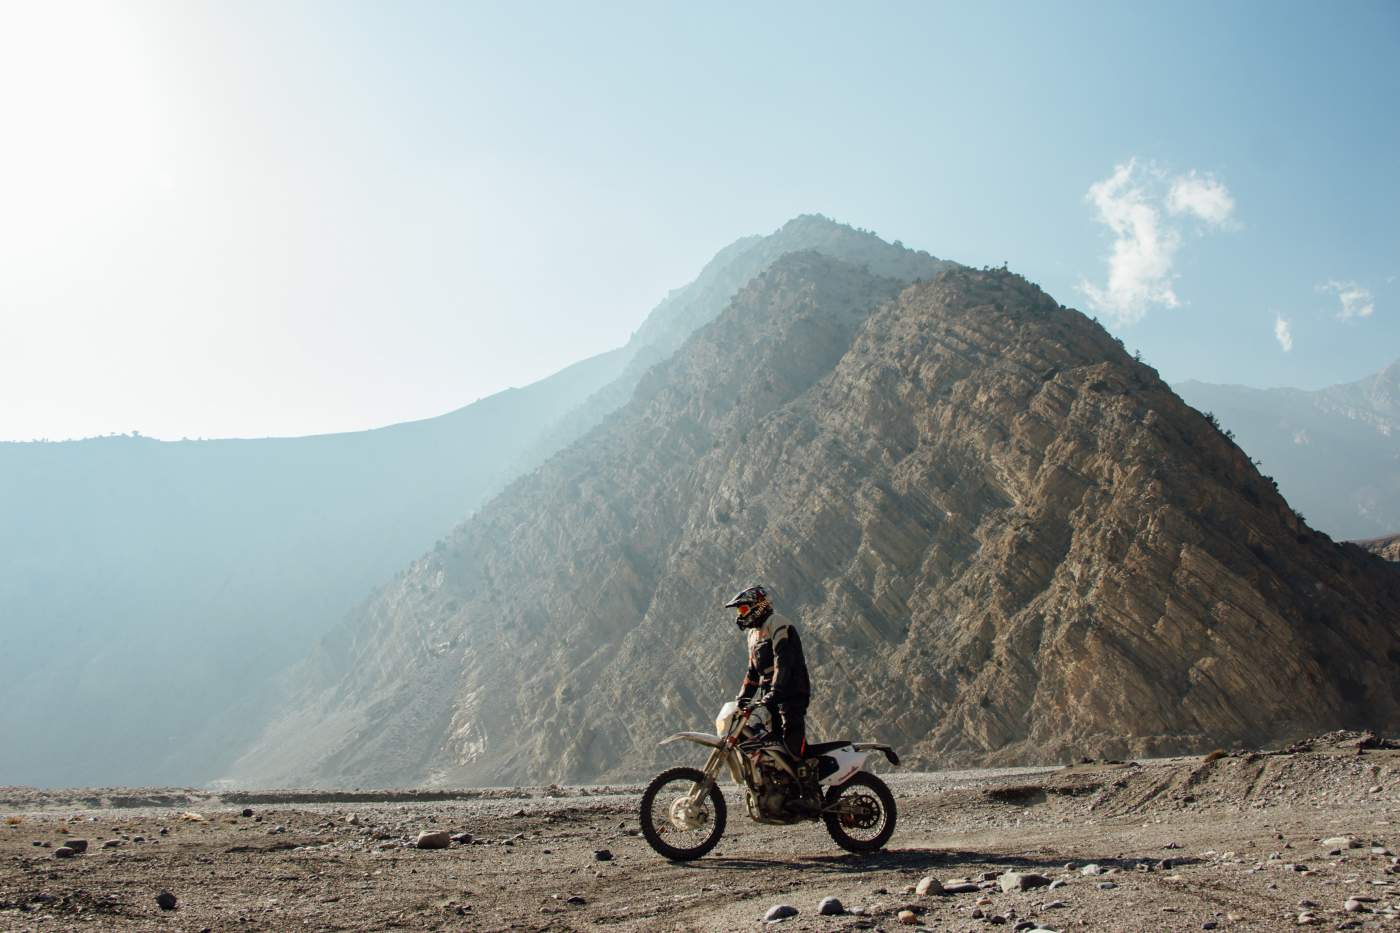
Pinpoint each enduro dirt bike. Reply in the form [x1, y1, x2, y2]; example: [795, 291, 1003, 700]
[639, 700, 900, 861]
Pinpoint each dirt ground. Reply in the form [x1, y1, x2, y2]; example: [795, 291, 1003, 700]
[3, 734, 1399, 932]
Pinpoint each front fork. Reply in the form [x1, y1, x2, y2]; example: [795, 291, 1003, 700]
[685, 748, 725, 805]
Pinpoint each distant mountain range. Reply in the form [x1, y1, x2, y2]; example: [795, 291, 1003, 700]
[1359, 534, 1400, 562]
[0, 216, 951, 787]
[1176, 361, 1400, 540]
[231, 256, 1400, 788]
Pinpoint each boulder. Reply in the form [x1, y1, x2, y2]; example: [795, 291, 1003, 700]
[999, 871, 1051, 892]
[415, 831, 452, 850]
[915, 875, 944, 895]
[764, 904, 797, 921]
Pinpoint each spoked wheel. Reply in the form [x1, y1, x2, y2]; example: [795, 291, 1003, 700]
[639, 766, 727, 861]
[822, 771, 897, 853]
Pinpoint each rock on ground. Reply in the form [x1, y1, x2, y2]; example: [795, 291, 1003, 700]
[414, 831, 452, 850]
[915, 875, 943, 895]
[763, 904, 797, 921]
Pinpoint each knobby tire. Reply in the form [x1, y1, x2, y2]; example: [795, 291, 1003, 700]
[639, 766, 727, 861]
[822, 770, 897, 853]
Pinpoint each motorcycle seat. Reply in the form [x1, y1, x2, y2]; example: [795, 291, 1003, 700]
[803, 740, 853, 758]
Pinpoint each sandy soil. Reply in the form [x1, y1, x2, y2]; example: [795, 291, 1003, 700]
[3, 736, 1399, 932]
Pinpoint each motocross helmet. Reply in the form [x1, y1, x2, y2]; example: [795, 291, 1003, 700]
[725, 585, 772, 630]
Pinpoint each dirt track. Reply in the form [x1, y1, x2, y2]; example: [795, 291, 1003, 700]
[3, 738, 1399, 931]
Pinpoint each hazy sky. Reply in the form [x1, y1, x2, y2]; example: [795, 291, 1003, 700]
[2, 1, 1396, 441]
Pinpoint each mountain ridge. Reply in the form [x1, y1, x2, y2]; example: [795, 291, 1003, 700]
[509, 214, 954, 475]
[232, 256, 1400, 788]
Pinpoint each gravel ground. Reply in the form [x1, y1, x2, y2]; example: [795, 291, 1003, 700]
[3, 740, 1399, 931]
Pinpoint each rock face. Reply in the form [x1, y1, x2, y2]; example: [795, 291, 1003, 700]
[233, 259, 1400, 788]
[1176, 360, 1400, 539]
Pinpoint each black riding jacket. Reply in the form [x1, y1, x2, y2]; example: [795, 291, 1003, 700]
[736, 613, 811, 709]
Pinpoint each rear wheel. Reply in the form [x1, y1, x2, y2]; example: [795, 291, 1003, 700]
[822, 771, 896, 853]
[639, 766, 726, 861]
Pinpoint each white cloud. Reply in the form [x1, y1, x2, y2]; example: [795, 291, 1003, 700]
[1274, 314, 1293, 352]
[1293, 429, 1310, 446]
[1167, 171, 1237, 228]
[1319, 280, 1375, 320]
[1079, 160, 1236, 326]
[1079, 161, 1181, 324]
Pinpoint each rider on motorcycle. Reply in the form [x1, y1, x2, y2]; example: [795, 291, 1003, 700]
[726, 585, 811, 758]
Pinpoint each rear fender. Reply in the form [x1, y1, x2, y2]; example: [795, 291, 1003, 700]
[853, 743, 900, 766]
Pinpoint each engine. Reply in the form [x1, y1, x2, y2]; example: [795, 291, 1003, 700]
[745, 764, 795, 823]
[745, 759, 822, 824]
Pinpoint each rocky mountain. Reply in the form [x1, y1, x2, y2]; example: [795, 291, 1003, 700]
[233, 257, 1400, 788]
[0, 215, 948, 787]
[1176, 361, 1400, 540]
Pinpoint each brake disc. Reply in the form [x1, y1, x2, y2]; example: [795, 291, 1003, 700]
[839, 794, 880, 829]
[668, 796, 709, 831]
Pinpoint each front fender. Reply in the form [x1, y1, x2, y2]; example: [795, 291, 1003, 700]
[658, 731, 724, 750]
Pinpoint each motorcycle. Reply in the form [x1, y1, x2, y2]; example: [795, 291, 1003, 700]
[639, 700, 900, 861]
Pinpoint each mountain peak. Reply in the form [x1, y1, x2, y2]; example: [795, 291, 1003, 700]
[625, 217, 952, 369]
[777, 212, 854, 233]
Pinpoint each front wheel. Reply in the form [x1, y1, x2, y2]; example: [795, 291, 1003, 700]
[823, 771, 896, 853]
[639, 766, 727, 861]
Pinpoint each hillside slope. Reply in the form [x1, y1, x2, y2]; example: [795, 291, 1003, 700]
[234, 259, 1400, 788]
